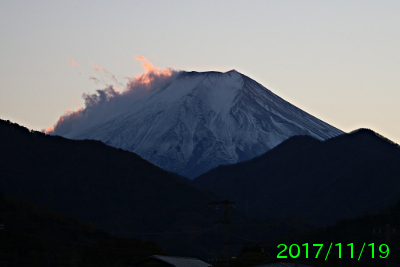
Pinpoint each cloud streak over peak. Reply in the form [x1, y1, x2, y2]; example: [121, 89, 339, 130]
[45, 56, 180, 136]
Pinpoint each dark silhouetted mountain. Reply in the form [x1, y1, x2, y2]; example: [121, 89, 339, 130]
[193, 129, 400, 226]
[0, 119, 224, 256]
[51, 70, 342, 178]
[0, 119, 316, 259]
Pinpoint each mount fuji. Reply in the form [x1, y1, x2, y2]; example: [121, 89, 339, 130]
[52, 70, 343, 178]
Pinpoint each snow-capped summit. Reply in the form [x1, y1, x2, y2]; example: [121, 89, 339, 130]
[53, 70, 343, 178]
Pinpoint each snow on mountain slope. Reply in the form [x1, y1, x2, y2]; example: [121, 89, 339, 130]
[52, 70, 343, 178]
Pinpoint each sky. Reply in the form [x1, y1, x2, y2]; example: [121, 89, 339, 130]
[1, 0, 399, 143]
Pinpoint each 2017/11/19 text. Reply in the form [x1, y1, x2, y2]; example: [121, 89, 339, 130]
[277, 243, 389, 260]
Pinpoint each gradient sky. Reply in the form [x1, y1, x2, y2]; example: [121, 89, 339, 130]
[1, 0, 399, 143]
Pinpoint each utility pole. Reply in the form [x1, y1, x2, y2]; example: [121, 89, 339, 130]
[210, 200, 235, 267]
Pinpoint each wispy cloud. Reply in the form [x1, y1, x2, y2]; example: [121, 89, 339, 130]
[45, 56, 180, 136]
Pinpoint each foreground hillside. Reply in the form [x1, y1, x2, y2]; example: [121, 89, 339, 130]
[273, 200, 400, 267]
[0, 119, 316, 259]
[0, 193, 164, 266]
[194, 129, 400, 226]
[0, 119, 223, 256]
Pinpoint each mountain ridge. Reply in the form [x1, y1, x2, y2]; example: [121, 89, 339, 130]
[192, 128, 400, 226]
[0, 119, 219, 234]
[0, 118, 318, 258]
